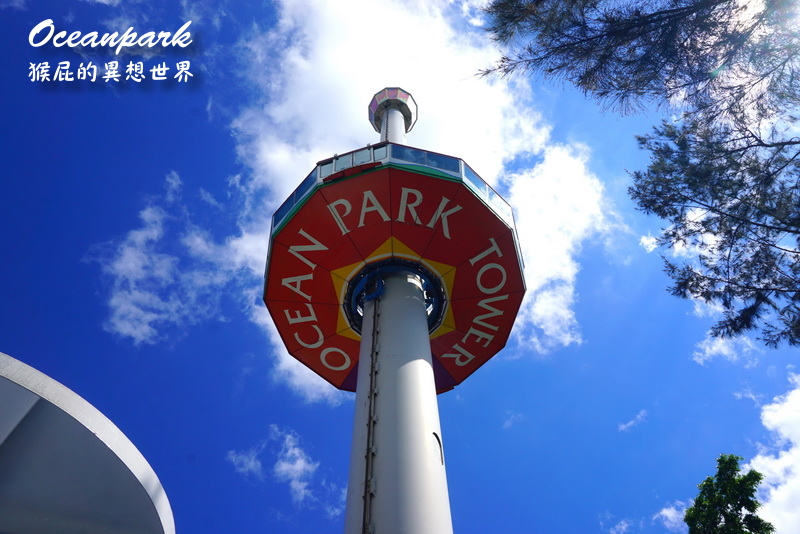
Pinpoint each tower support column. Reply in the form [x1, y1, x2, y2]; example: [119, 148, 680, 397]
[344, 270, 453, 534]
[380, 107, 407, 144]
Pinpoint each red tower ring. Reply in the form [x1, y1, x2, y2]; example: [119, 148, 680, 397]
[264, 141, 525, 393]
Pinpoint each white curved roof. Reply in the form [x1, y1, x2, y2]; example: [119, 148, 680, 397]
[0, 352, 175, 534]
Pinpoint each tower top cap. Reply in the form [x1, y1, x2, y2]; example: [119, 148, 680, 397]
[368, 87, 417, 134]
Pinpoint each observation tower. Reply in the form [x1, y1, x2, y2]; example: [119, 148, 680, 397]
[264, 88, 525, 534]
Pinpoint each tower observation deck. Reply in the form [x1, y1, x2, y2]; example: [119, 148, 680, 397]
[263, 87, 525, 534]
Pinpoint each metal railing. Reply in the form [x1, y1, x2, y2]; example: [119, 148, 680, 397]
[271, 142, 515, 234]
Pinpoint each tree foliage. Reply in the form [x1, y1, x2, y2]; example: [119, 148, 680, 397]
[484, 0, 800, 346]
[684, 454, 774, 534]
[629, 119, 800, 346]
[483, 0, 800, 118]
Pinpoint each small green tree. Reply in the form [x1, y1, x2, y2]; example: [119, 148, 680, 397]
[684, 454, 774, 534]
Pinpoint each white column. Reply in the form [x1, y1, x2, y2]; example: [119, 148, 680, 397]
[380, 107, 407, 144]
[344, 270, 453, 534]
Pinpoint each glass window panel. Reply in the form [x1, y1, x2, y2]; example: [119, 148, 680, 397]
[464, 164, 489, 196]
[296, 169, 317, 198]
[502, 206, 514, 226]
[334, 153, 352, 171]
[373, 145, 388, 160]
[392, 145, 426, 164]
[273, 196, 295, 229]
[426, 152, 460, 173]
[319, 161, 333, 178]
[488, 190, 513, 225]
[353, 148, 371, 165]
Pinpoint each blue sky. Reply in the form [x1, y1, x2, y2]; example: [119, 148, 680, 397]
[2, 1, 799, 533]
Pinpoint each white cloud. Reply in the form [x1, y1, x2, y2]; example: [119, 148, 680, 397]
[199, 188, 222, 208]
[667, 207, 721, 259]
[502, 411, 525, 429]
[267, 321, 349, 405]
[657, 375, 800, 533]
[0, 0, 27, 9]
[747, 373, 800, 533]
[179, 0, 227, 30]
[640, 234, 658, 253]
[618, 409, 648, 432]
[226, 443, 267, 480]
[691, 299, 726, 319]
[653, 501, 688, 533]
[609, 519, 631, 534]
[87, 173, 231, 345]
[230, 0, 548, 193]
[91, 0, 623, 401]
[227, 425, 344, 515]
[90, 174, 345, 402]
[90, 203, 180, 345]
[270, 425, 320, 504]
[459, 0, 489, 27]
[507, 143, 620, 353]
[734, 387, 764, 407]
[692, 334, 761, 367]
[164, 170, 182, 202]
[599, 512, 636, 534]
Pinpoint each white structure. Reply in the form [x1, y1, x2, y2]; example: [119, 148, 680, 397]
[0, 352, 175, 534]
[344, 90, 453, 534]
[344, 272, 454, 534]
[368, 87, 417, 144]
